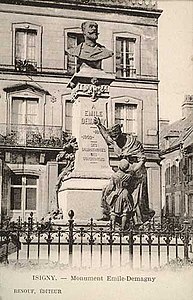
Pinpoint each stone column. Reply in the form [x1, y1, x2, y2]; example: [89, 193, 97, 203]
[58, 66, 115, 220]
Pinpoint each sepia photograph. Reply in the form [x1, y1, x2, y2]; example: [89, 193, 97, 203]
[0, 0, 192, 299]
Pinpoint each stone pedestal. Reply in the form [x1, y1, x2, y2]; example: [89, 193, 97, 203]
[58, 66, 114, 220]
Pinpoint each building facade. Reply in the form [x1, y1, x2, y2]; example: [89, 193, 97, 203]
[160, 96, 193, 223]
[0, 0, 162, 221]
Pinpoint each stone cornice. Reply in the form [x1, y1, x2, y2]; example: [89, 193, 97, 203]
[0, 0, 162, 18]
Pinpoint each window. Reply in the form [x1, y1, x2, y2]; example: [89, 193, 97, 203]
[165, 166, 171, 186]
[65, 100, 73, 133]
[171, 165, 177, 184]
[12, 97, 39, 125]
[11, 175, 38, 211]
[116, 37, 136, 78]
[115, 103, 137, 135]
[15, 29, 37, 71]
[12, 23, 42, 72]
[66, 32, 84, 74]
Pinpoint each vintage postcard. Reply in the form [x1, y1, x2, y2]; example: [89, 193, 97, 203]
[0, 0, 193, 299]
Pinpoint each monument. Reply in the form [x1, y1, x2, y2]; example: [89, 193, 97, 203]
[58, 21, 114, 220]
[57, 21, 154, 225]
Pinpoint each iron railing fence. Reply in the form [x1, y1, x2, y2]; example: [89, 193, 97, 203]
[0, 124, 65, 148]
[0, 211, 193, 269]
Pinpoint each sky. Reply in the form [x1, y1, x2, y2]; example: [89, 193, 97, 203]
[158, 0, 193, 122]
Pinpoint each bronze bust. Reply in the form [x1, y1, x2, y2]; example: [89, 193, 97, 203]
[67, 21, 113, 69]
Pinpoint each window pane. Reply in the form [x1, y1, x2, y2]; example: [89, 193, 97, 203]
[67, 33, 77, 49]
[11, 175, 22, 185]
[65, 100, 72, 117]
[26, 99, 38, 124]
[12, 98, 38, 125]
[12, 99, 24, 124]
[27, 31, 37, 62]
[115, 103, 137, 134]
[26, 188, 36, 210]
[27, 30, 36, 46]
[126, 105, 136, 120]
[115, 104, 124, 121]
[126, 120, 134, 133]
[65, 101, 72, 132]
[11, 187, 22, 210]
[115, 104, 124, 131]
[26, 176, 37, 185]
[15, 30, 25, 60]
[65, 117, 72, 133]
[67, 33, 84, 74]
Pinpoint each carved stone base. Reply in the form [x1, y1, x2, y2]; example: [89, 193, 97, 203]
[58, 176, 110, 220]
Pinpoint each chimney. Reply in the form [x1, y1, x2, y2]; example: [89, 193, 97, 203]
[182, 95, 193, 119]
[159, 118, 170, 133]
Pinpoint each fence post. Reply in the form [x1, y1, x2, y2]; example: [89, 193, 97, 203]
[90, 218, 94, 268]
[4, 230, 10, 264]
[129, 228, 134, 269]
[68, 210, 74, 266]
[109, 220, 113, 268]
[183, 218, 190, 263]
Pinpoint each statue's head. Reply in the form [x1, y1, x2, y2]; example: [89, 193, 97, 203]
[108, 123, 122, 141]
[81, 21, 99, 42]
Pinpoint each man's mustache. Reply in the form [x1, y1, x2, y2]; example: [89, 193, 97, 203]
[88, 31, 99, 35]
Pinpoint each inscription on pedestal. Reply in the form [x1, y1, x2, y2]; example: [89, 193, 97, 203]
[74, 100, 110, 173]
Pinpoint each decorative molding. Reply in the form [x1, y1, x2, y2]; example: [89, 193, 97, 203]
[71, 80, 110, 102]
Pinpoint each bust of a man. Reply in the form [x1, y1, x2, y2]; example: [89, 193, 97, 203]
[67, 21, 113, 69]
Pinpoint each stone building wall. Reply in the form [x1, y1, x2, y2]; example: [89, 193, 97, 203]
[0, 0, 162, 220]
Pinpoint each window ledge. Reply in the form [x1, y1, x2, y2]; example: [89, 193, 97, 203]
[114, 76, 159, 84]
[0, 66, 71, 78]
